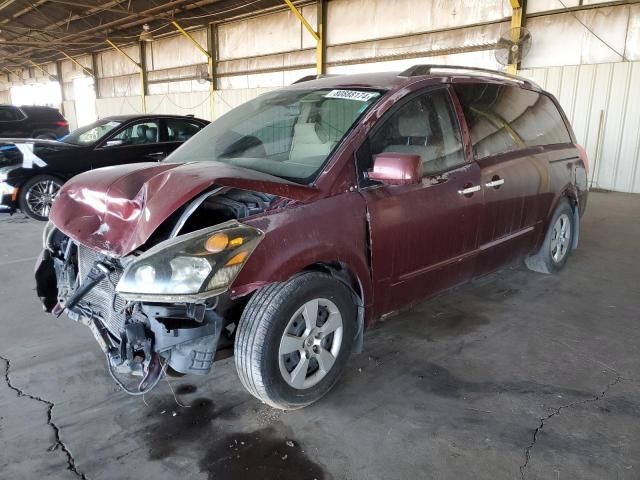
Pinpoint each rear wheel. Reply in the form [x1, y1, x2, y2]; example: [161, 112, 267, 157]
[18, 175, 63, 221]
[234, 272, 356, 409]
[525, 199, 575, 274]
[34, 131, 57, 140]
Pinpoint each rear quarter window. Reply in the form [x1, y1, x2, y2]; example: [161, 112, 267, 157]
[453, 83, 572, 159]
[22, 107, 64, 121]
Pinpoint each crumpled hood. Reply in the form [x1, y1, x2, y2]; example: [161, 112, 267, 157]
[50, 161, 318, 257]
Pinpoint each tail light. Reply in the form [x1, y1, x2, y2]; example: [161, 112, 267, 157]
[576, 144, 589, 173]
[55, 120, 69, 127]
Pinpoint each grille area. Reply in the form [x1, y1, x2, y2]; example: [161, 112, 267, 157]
[76, 245, 127, 336]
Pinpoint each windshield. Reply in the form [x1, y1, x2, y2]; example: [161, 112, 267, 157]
[62, 119, 123, 146]
[165, 88, 382, 183]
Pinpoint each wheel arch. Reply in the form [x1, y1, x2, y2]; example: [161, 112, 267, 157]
[300, 261, 367, 353]
[231, 253, 371, 354]
[17, 171, 66, 194]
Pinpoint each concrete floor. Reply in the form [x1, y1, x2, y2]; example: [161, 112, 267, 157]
[0, 191, 639, 480]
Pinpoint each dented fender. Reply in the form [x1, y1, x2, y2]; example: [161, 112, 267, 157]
[232, 192, 374, 325]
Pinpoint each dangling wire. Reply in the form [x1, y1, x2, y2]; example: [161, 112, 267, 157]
[107, 354, 167, 396]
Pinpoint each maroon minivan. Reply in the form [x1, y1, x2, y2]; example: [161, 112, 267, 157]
[36, 65, 588, 409]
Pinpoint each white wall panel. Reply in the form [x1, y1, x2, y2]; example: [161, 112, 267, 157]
[62, 100, 77, 131]
[219, 7, 316, 61]
[0, 90, 10, 103]
[96, 96, 143, 117]
[326, 0, 510, 45]
[214, 88, 277, 118]
[523, 6, 638, 68]
[144, 92, 212, 120]
[217, 50, 315, 76]
[627, 4, 640, 61]
[147, 29, 208, 70]
[60, 56, 92, 81]
[218, 68, 316, 89]
[97, 46, 140, 77]
[328, 49, 501, 75]
[521, 62, 640, 193]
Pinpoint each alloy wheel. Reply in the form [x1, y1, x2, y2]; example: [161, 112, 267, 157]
[278, 298, 344, 389]
[550, 213, 571, 263]
[25, 179, 61, 218]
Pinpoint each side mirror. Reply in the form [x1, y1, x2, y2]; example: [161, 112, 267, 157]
[367, 152, 422, 185]
[104, 139, 123, 148]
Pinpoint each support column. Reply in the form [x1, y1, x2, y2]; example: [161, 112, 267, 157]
[139, 41, 149, 99]
[91, 53, 100, 99]
[172, 20, 216, 120]
[55, 60, 65, 115]
[207, 23, 217, 120]
[507, 0, 527, 74]
[316, 0, 327, 75]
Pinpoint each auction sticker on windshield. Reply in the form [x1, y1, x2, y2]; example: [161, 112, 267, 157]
[325, 90, 380, 102]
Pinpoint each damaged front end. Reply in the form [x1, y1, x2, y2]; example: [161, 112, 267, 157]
[35, 191, 269, 395]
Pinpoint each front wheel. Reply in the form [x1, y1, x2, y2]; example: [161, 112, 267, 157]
[525, 199, 575, 274]
[234, 272, 356, 409]
[18, 175, 63, 221]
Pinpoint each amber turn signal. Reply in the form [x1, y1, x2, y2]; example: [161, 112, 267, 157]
[229, 237, 244, 247]
[205, 232, 229, 253]
[225, 250, 248, 266]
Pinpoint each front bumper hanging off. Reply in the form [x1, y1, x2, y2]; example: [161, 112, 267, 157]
[35, 244, 225, 388]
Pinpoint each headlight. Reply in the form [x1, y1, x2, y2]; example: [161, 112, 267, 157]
[116, 221, 263, 302]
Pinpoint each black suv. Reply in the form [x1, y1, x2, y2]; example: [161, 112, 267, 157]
[0, 105, 69, 140]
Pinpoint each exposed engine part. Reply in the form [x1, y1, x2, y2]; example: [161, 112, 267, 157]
[172, 188, 278, 237]
[63, 261, 111, 312]
[36, 187, 261, 396]
[203, 189, 275, 220]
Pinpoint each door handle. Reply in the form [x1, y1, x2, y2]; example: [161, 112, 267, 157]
[458, 185, 481, 196]
[485, 178, 505, 188]
[147, 152, 165, 162]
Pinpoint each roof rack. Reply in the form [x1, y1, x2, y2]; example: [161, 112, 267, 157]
[292, 74, 341, 84]
[398, 64, 538, 88]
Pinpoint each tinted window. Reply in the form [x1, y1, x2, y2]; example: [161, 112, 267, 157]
[361, 88, 465, 178]
[21, 107, 64, 121]
[453, 83, 572, 159]
[0, 106, 22, 122]
[111, 120, 160, 145]
[64, 119, 122, 145]
[166, 118, 203, 142]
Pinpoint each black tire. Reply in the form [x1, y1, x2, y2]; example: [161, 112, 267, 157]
[234, 272, 356, 410]
[33, 131, 57, 140]
[525, 199, 575, 274]
[18, 175, 63, 221]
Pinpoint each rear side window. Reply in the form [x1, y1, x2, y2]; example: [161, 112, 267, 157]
[0, 106, 23, 121]
[453, 83, 571, 159]
[166, 118, 204, 142]
[22, 107, 63, 121]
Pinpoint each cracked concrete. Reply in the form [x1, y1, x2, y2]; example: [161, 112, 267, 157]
[0, 191, 639, 480]
[0, 355, 88, 480]
[520, 374, 623, 479]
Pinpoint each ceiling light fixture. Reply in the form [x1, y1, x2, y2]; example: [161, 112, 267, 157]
[139, 24, 154, 43]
